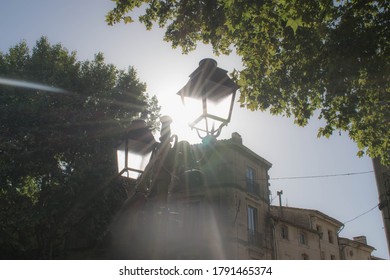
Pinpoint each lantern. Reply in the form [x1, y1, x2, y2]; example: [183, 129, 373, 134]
[177, 58, 238, 139]
[117, 120, 156, 179]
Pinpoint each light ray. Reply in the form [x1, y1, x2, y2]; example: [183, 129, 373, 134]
[0, 77, 69, 94]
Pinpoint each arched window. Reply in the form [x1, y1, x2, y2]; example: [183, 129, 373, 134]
[299, 232, 307, 245]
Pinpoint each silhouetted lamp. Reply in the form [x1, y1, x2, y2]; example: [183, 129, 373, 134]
[117, 120, 156, 179]
[177, 58, 238, 139]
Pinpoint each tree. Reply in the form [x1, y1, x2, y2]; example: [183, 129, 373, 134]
[0, 37, 160, 258]
[107, 0, 389, 165]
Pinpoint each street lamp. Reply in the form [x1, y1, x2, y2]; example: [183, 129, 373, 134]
[117, 59, 238, 181]
[177, 58, 238, 140]
[116, 119, 156, 179]
[110, 59, 238, 259]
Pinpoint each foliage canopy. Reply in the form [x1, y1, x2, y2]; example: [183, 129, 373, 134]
[107, 0, 389, 165]
[0, 37, 160, 258]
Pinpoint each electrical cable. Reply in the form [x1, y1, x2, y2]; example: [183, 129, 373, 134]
[343, 203, 380, 225]
[269, 171, 374, 180]
[223, 170, 374, 183]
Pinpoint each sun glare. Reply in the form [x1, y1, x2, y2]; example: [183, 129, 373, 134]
[155, 93, 199, 143]
[158, 92, 233, 141]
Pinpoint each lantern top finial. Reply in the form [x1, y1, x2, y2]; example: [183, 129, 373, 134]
[199, 58, 217, 68]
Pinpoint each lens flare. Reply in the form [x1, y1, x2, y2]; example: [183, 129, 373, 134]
[0, 77, 69, 93]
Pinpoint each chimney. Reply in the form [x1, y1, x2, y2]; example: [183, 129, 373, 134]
[353, 236, 367, 245]
[231, 132, 242, 145]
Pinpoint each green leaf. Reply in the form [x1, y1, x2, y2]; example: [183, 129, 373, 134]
[123, 16, 134, 24]
[286, 17, 302, 34]
[106, 0, 390, 165]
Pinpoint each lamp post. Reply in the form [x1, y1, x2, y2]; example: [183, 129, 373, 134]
[111, 59, 238, 259]
[117, 58, 238, 181]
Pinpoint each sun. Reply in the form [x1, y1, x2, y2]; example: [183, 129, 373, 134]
[157, 96, 201, 144]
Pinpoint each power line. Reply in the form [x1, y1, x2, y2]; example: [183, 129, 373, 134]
[269, 171, 374, 181]
[343, 204, 379, 225]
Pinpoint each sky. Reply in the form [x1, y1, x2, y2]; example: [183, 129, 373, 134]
[0, 0, 388, 259]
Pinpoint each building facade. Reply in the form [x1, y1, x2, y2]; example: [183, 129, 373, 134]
[270, 206, 343, 260]
[372, 157, 390, 255]
[270, 206, 378, 260]
[193, 132, 273, 259]
[339, 236, 375, 260]
[99, 133, 380, 259]
[103, 132, 273, 259]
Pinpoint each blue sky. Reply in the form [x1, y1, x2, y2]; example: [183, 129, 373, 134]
[1, 0, 388, 259]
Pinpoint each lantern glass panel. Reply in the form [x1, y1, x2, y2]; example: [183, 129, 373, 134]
[181, 95, 202, 127]
[116, 139, 153, 179]
[181, 92, 233, 136]
[206, 93, 232, 120]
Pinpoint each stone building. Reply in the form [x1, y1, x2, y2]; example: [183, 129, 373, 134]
[339, 236, 375, 260]
[270, 206, 378, 260]
[372, 157, 390, 255]
[103, 132, 273, 259]
[98, 132, 380, 260]
[270, 206, 343, 260]
[191, 132, 273, 259]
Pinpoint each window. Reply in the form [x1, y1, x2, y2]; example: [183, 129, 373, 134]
[280, 225, 289, 240]
[299, 232, 307, 245]
[246, 167, 255, 193]
[316, 225, 323, 239]
[248, 206, 257, 232]
[328, 230, 334, 244]
[247, 206, 261, 246]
